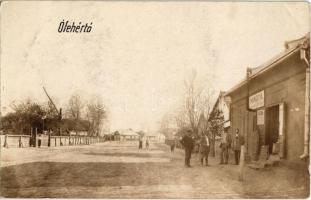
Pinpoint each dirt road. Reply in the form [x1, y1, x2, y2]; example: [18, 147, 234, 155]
[0, 141, 309, 198]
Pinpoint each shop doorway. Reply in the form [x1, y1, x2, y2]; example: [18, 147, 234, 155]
[265, 105, 279, 154]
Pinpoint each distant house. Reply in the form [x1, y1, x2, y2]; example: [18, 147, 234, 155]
[145, 133, 157, 141]
[144, 132, 166, 142]
[114, 129, 139, 141]
[69, 131, 88, 136]
[113, 131, 121, 141]
[157, 133, 166, 142]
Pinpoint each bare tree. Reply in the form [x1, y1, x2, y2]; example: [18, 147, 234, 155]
[67, 94, 85, 121]
[175, 107, 188, 130]
[66, 93, 86, 134]
[159, 112, 177, 138]
[175, 69, 215, 136]
[86, 96, 107, 136]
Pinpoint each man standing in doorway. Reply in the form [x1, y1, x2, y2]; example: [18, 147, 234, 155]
[181, 129, 194, 167]
[233, 128, 245, 165]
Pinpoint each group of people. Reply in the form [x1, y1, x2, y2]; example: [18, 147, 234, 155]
[138, 137, 150, 150]
[180, 128, 245, 168]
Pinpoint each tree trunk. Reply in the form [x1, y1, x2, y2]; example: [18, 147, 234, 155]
[211, 133, 216, 157]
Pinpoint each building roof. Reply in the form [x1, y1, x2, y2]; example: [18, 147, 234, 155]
[145, 132, 165, 137]
[225, 33, 310, 96]
[116, 129, 139, 136]
[145, 133, 157, 137]
[208, 91, 226, 121]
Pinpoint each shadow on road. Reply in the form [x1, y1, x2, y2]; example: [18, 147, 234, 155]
[84, 152, 168, 158]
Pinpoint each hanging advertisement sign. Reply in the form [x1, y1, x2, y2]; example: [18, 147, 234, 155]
[257, 109, 265, 125]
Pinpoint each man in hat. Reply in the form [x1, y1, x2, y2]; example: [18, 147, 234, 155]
[181, 129, 194, 167]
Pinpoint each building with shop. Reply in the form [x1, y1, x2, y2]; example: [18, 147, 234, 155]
[225, 33, 310, 162]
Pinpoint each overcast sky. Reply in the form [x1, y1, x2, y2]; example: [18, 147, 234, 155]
[1, 1, 309, 131]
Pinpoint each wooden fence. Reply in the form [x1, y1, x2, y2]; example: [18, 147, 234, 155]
[0, 135, 31, 148]
[0, 134, 105, 148]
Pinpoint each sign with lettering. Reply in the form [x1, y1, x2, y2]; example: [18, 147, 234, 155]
[249, 90, 264, 110]
[257, 109, 265, 125]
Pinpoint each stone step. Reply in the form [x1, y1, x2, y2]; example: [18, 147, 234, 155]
[258, 145, 269, 161]
[248, 154, 281, 170]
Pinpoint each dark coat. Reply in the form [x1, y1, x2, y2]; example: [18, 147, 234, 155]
[233, 134, 245, 151]
[181, 135, 194, 150]
[199, 135, 211, 146]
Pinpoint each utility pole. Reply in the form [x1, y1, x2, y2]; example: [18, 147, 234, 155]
[42, 87, 63, 140]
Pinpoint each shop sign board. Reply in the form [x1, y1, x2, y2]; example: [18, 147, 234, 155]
[249, 90, 264, 110]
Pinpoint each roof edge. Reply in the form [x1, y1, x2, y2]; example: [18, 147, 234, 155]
[225, 34, 309, 96]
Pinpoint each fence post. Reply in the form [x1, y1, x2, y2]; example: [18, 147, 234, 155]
[30, 128, 33, 147]
[48, 132, 51, 147]
[19, 136, 22, 148]
[4, 134, 8, 148]
[34, 128, 38, 147]
[239, 145, 246, 181]
[55, 137, 57, 146]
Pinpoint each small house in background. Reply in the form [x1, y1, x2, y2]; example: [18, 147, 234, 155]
[113, 131, 121, 141]
[69, 131, 88, 136]
[157, 133, 166, 142]
[145, 133, 157, 141]
[114, 129, 139, 141]
[144, 132, 166, 142]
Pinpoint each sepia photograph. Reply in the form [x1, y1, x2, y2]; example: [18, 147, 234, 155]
[0, 1, 310, 198]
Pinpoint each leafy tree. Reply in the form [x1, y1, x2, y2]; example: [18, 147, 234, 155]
[208, 108, 224, 156]
[2, 99, 46, 134]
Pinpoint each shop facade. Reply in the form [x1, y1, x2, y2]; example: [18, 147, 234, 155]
[225, 34, 310, 162]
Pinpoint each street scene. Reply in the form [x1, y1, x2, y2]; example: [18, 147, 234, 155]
[0, 1, 310, 199]
[1, 141, 309, 198]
